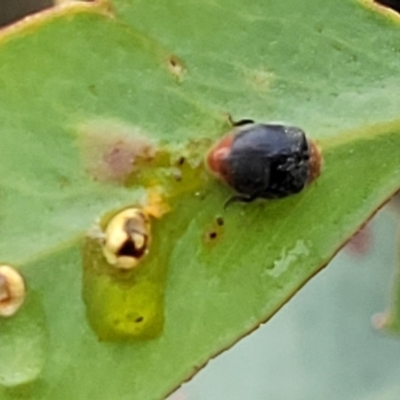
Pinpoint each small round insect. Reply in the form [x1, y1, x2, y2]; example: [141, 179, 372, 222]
[102, 208, 151, 270]
[206, 120, 322, 204]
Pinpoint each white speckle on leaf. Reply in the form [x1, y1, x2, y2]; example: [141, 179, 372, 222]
[242, 67, 275, 93]
[267, 240, 310, 278]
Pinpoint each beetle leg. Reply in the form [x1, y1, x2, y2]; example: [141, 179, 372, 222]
[233, 119, 255, 127]
[224, 193, 259, 208]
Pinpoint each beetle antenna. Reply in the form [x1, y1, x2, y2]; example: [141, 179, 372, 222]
[227, 114, 255, 127]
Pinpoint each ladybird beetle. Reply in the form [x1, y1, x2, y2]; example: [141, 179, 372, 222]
[206, 120, 322, 204]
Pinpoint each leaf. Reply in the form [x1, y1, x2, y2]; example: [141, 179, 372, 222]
[0, 0, 400, 399]
[184, 211, 400, 399]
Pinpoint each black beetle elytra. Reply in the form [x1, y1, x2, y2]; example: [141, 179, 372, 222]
[206, 120, 322, 204]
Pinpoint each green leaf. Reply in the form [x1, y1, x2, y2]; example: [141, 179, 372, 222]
[0, 0, 400, 399]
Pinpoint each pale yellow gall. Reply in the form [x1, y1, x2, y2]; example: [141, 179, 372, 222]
[0, 265, 25, 317]
[103, 208, 151, 270]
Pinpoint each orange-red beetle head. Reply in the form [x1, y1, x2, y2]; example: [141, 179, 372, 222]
[206, 133, 234, 181]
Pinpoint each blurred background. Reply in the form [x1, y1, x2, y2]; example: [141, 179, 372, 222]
[0, 0, 53, 27]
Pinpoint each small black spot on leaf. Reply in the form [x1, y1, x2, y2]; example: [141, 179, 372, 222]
[177, 156, 185, 166]
[216, 216, 224, 226]
[209, 231, 217, 240]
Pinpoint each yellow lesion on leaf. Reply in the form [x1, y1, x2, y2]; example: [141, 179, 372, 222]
[144, 187, 171, 218]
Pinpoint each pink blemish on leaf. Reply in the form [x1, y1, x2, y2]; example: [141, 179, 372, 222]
[77, 120, 156, 183]
[102, 140, 136, 181]
[345, 225, 372, 256]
